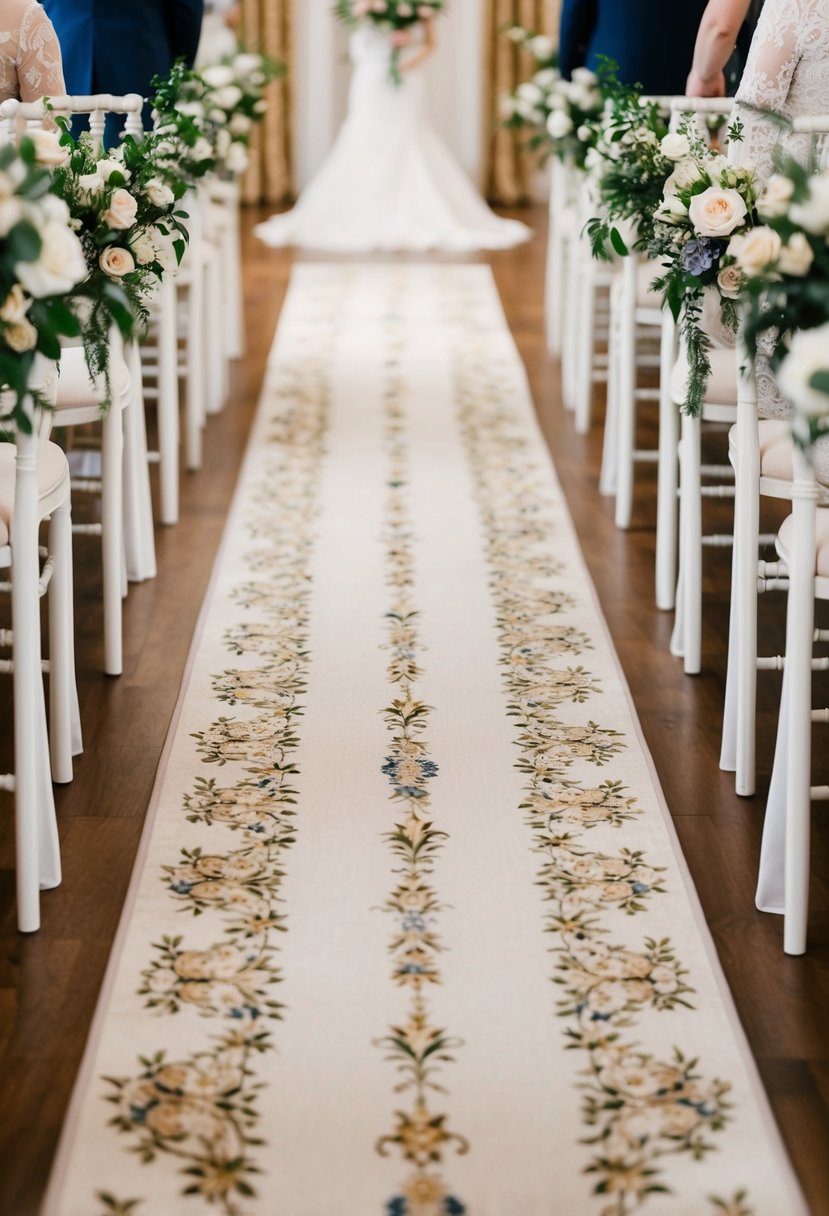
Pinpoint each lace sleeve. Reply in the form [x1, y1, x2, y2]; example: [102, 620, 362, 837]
[17, 3, 66, 101]
[732, 0, 802, 181]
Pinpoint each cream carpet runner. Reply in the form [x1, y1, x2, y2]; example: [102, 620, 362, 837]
[46, 265, 805, 1216]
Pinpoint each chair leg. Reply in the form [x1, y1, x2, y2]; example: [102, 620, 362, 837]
[735, 407, 760, 796]
[225, 198, 245, 361]
[783, 476, 818, 955]
[185, 273, 205, 471]
[575, 262, 596, 434]
[48, 498, 78, 783]
[680, 412, 703, 674]
[123, 343, 157, 583]
[101, 401, 124, 677]
[655, 314, 679, 610]
[614, 264, 637, 529]
[156, 277, 180, 525]
[720, 503, 739, 773]
[205, 253, 226, 417]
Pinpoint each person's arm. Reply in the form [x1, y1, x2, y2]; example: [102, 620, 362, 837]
[167, 0, 206, 68]
[17, 4, 67, 101]
[686, 0, 752, 96]
[398, 15, 436, 74]
[558, 0, 598, 81]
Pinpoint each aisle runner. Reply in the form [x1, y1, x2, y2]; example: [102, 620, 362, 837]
[47, 266, 804, 1216]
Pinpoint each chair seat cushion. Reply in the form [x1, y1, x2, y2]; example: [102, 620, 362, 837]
[672, 346, 738, 407]
[778, 506, 829, 577]
[729, 421, 829, 487]
[0, 440, 70, 543]
[56, 345, 131, 412]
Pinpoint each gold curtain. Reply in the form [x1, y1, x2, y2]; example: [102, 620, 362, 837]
[239, 0, 293, 205]
[485, 0, 562, 205]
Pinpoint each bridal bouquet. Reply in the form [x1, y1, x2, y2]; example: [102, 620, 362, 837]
[334, 0, 447, 85]
[0, 141, 87, 431]
[645, 121, 761, 415]
[735, 161, 829, 447]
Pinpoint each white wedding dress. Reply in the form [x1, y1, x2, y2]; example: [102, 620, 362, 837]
[254, 26, 531, 253]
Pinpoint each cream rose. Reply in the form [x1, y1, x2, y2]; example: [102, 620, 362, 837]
[145, 178, 174, 207]
[790, 173, 829, 235]
[688, 186, 748, 238]
[660, 132, 690, 162]
[101, 187, 138, 231]
[716, 262, 742, 299]
[4, 317, 37, 352]
[777, 323, 829, 416]
[229, 113, 252, 137]
[529, 34, 555, 60]
[30, 128, 69, 168]
[212, 85, 243, 111]
[130, 230, 156, 266]
[201, 64, 235, 89]
[0, 283, 30, 324]
[233, 53, 261, 76]
[778, 232, 814, 277]
[99, 245, 135, 277]
[758, 173, 795, 219]
[16, 222, 87, 297]
[95, 157, 130, 183]
[225, 142, 249, 175]
[730, 225, 782, 276]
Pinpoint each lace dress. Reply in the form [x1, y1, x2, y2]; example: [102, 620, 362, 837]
[0, 0, 65, 103]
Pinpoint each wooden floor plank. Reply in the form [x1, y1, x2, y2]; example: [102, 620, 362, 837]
[0, 207, 825, 1216]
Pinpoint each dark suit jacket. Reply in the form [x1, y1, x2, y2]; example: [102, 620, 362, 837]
[558, 0, 709, 95]
[42, 0, 204, 100]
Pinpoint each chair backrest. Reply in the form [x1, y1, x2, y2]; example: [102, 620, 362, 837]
[0, 93, 144, 152]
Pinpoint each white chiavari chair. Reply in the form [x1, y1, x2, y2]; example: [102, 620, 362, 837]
[1, 94, 157, 675]
[721, 113, 829, 796]
[1, 363, 75, 931]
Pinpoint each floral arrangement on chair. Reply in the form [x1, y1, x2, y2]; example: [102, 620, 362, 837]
[0, 141, 88, 431]
[644, 119, 761, 416]
[730, 161, 829, 448]
[334, 0, 447, 86]
[498, 23, 560, 152]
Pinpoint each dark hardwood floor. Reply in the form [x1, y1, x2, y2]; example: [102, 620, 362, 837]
[0, 205, 826, 1216]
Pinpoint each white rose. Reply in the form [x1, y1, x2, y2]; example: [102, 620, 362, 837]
[0, 283, 30, 324]
[571, 67, 598, 86]
[688, 186, 749, 238]
[729, 226, 782, 276]
[529, 35, 554, 60]
[706, 153, 729, 181]
[149, 226, 179, 272]
[777, 323, 829, 416]
[229, 113, 252, 137]
[233, 53, 261, 77]
[790, 173, 829, 235]
[212, 85, 243, 111]
[191, 137, 214, 163]
[778, 232, 814, 277]
[95, 157, 129, 183]
[215, 128, 231, 159]
[99, 245, 135, 277]
[533, 68, 558, 89]
[16, 222, 87, 297]
[175, 100, 205, 119]
[145, 179, 174, 207]
[758, 173, 795, 219]
[547, 110, 573, 140]
[252, 99, 267, 114]
[225, 142, 249, 175]
[201, 64, 235, 89]
[3, 317, 38, 352]
[0, 196, 23, 237]
[716, 262, 742, 299]
[665, 157, 704, 193]
[77, 172, 105, 203]
[517, 82, 544, 105]
[655, 194, 688, 224]
[660, 132, 690, 162]
[101, 187, 138, 231]
[29, 128, 69, 167]
[130, 230, 157, 265]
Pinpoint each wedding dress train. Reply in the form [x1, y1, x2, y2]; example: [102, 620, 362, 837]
[254, 27, 531, 253]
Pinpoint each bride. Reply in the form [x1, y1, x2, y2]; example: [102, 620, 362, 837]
[254, 7, 532, 253]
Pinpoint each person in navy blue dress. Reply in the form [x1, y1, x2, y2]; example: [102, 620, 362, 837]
[41, 0, 204, 120]
[558, 0, 712, 94]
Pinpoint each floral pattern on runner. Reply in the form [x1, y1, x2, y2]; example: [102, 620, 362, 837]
[450, 292, 752, 1216]
[97, 306, 336, 1216]
[375, 311, 468, 1216]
